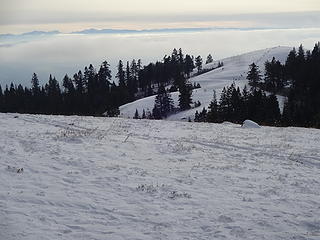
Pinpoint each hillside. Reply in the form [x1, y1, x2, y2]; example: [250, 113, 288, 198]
[119, 46, 292, 120]
[1, 113, 319, 239]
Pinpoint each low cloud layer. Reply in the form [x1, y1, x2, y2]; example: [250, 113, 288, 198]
[1, 28, 320, 86]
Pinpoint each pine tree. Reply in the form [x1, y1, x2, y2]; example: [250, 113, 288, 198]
[264, 57, 285, 93]
[207, 90, 219, 122]
[247, 63, 262, 90]
[178, 77, 193, 111]
[133, 109, 140, 119]
[62, 74, 75, 113]
[178, 48, 184, 64]
[195, 56, 203, 73]
[62, 74, 74, 93]
[206, 54, 213, 64]
[125, 61, 135, 101]
[116, 60, 126, 88]
[142, 109, 146, 119]
[171, 48, 179, 63]
[31, 73, 40, 96]
[184, 54, 194, 77]
[97, 61, 112, 112]
[153, 85, 174, 119]
[194, 111, 199, 122]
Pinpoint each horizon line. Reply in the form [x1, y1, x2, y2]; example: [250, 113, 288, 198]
[2, 26, 320, 38]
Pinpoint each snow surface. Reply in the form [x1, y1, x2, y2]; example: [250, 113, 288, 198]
[119, 46, 292, 120]
[1, 113, 320, 239]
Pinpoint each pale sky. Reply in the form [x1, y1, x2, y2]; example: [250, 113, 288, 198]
[1, 0, 320, 33]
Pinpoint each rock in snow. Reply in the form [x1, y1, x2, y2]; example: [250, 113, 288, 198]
[242, 119, 261, 128]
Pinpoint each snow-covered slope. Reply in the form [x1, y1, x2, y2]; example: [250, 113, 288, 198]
[1, 113, 320, 240]
[119, 46, 291, 120]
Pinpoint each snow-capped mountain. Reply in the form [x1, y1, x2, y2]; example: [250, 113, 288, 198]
[119, 46, 292, 120]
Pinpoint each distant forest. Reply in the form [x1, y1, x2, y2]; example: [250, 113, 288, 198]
[0, 43, 319, 128]
[0, 48, 207, 116]
[194, 42, 320, 128]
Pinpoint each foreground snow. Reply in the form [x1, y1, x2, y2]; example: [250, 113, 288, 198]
[1, 113, 320, 240]
[119, 46, 291, 120]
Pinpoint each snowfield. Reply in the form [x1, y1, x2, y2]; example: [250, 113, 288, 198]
[119, 46, 292, 120]
[1, 113, 320, 240]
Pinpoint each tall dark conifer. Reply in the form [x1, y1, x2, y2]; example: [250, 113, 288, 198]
[247, 63, 262, 90]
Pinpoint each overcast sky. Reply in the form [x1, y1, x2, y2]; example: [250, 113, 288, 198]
[1, 0, 320, 33]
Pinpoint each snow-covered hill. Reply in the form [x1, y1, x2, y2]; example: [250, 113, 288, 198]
[119, 46, 292, 120]
[1, 113, 320, 239]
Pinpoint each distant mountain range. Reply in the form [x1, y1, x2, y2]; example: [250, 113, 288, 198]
[0, 31, 60, 38]
[0, 26, 309, 39]
[71, 28, 213, 34]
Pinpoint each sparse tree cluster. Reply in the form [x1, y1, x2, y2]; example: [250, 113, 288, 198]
[194, 84, 281, 125]
[194, 42, 320, 128]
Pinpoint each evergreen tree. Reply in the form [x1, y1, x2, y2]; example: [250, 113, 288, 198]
[247, 63, 262, 90]
[46, 75, 62, 113]
[206, 54, 213, 64]
[116, 60, 126, 88]
[207, 90, 219, 122]
[142, 109, 146, 119]
[264, 57, 285, 93]
[62, 74, 75, 113]
[195, 55, 203, 73]
[178, 75, 193, 111]
[184, 54, 194, 77]
[30, 73, 41, 113]
[31, 73, 40, 95]
[97, 61, 112, 112]
[133, 109, 140, 119]
[178, 48, 184, 64]
[152, 85, 174, 119]
[195, 107, 207, 122]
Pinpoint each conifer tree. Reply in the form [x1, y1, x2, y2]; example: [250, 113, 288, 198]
[142, 109, 146, 119]
[247, 63, 262, 90]
[195, 56, 203, 73]
[184, 54, 194, 77]
[153, 85, 174, 119]
[178, 76, 193, 111]
[31, 73, 40, 98]
[207, 90, 219, 122]
[133, 109, 140, 119]
[116, 60, 126, 88]
[206, 54, 213, 64]
[264, 57, 285, 93]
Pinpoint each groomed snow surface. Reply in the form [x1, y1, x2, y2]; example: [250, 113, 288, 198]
[1, 113, 320, 240]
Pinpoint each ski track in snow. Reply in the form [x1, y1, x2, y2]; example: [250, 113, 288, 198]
[119, 46, 292, 120]
[0, 113, 320, 239]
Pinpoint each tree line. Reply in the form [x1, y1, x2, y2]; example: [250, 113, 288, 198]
[0, 48, 213, 116]
[195, 42, 320, 128]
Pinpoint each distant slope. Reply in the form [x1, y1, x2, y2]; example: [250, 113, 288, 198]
[119, 46, 291, 120]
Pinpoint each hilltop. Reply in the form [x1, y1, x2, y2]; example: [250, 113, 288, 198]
[119, 46, 292, 120]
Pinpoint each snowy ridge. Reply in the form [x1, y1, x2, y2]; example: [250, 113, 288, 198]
[119, 46, 292, 120]
[1, 113, 320, 239]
